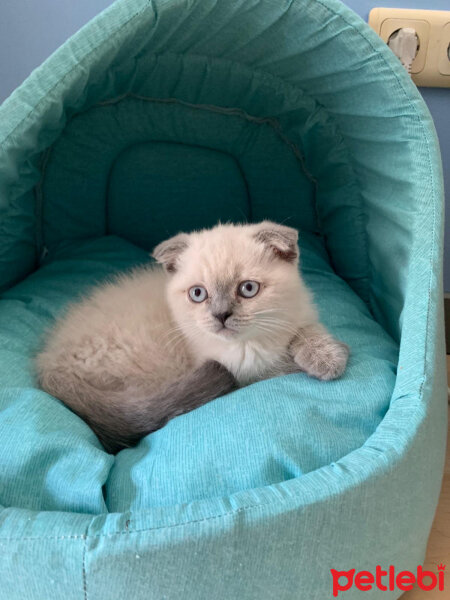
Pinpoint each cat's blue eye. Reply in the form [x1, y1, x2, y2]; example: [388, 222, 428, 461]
[238, 281, 260, 298]
[188, 286, 208, 303]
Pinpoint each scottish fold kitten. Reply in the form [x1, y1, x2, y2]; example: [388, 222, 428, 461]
[36, 221, 349, 453]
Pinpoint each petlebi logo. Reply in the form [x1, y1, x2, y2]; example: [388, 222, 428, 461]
[330, 564, 446, 597]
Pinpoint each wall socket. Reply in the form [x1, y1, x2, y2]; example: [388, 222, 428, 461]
[369, 8, 450, 87]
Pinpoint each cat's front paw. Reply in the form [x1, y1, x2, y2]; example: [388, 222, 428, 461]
[292, 333, 349, 381]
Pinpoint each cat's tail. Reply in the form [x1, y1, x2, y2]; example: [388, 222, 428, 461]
[38, 361, 237, 454]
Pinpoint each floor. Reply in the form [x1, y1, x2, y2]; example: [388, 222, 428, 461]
[401, 355, 450, 599]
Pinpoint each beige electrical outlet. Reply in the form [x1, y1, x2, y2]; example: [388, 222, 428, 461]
[369, 8, 450, 87]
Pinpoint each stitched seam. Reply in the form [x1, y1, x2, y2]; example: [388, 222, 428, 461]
[9, 2, 435, 416]
[0, 4, 152, 151]
[33, 53, 366, 295]
[5, 1, 431, 317]
[417, 130, 435, 397]
[0, 1, 437, 544]
[98, 94, 318, 184]
[97, 89, 371, 304]
[42, 91, 357, 258]
[0, 390, 428, 544]
[82, 527, 88, 600]
[0, 535, 87, 542]
[0, 501, 273, 541]
[308, 0, 436, 393]
[39, 122, 256, 256]
[132, 52, 370, 300]
[39, 94, 321, 260]
[102, 137, 253, 238]
[34, 147, 52, 261]
[97, 73, 358, 240]
[99, 95, 316, 230]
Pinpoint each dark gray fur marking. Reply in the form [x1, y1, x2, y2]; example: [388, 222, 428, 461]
[41, 361, 237, 454]
[254, 226, 298, 263]
[152, 233, 189, 272]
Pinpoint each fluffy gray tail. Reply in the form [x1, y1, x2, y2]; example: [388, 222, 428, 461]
[39, 361, 237, 453]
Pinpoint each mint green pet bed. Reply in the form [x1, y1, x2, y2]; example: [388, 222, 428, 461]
[0, 1, 446, 599]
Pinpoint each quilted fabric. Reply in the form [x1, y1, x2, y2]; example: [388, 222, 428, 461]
[0, 0, 446, 598]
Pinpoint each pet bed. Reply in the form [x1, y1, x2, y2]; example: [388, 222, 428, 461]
[0, 0, 446, 598]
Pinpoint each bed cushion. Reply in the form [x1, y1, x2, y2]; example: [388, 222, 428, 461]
[0, 233, 397, 513]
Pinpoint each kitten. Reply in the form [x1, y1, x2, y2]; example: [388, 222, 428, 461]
[36, 221, 349, 453]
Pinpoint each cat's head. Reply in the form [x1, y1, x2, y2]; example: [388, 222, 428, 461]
[152, 221, 304, 343]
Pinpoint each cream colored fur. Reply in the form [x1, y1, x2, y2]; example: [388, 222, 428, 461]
[36, 221, 349, 450]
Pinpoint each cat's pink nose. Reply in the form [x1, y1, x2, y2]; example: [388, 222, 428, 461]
[214, 311, 232, 325]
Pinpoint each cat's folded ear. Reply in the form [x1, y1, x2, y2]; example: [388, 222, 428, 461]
[253, 221, 299, 263]
[152, 233, 189, 273]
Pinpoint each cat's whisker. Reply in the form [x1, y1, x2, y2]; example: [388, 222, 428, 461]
[257, 324, 299, 337]
[162, 323, 200, 347]
[159, 325, 191, 344]
[256, 319, 297, 331]
[164, 335, 190, 354]
[253, 317, 299, 336]
[162, 326, 189, 342]
[36, 220, 339, 455]
[253, 308, 291, 315]
[163, 326, 199, 349]
[252, 324, 279, 337]
[165, 321, 211, 350]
